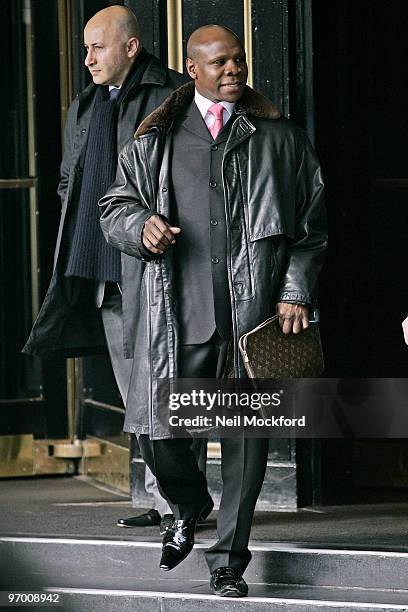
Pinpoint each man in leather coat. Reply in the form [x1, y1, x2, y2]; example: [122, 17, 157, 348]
[99, 25, 327, 597]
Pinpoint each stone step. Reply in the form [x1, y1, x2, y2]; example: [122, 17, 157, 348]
[2, 536, 408, 592]
[14, 581, 408, 612]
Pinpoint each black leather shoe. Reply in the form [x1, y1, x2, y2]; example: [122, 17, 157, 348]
[159, 517, 196, 571]
[210, 567, 248, 597]
[117, 508, 161, 528]
[159, 513, 174, 535]
[197, 496, 214, 525]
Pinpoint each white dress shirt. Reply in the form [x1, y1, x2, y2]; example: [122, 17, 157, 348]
[194, 89, 236, 130]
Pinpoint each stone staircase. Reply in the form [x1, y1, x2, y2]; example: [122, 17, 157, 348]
[2, 535, 408, 611]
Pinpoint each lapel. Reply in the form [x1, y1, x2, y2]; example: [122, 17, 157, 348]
[179, 101, 213, 143]
[215, 112, 234, 144]
[224, 114, 256, 157]
[117, 87, 149, 150]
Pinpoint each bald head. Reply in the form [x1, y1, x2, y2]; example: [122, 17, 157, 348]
[86, 6, 140, 41]
[84, 6, 141, 87]
[187, 25, 242, 60]
[186, 25, 247, 103]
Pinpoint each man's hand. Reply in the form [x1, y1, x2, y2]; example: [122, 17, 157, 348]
[142, 214, 181, 254]
[276, 302, 309, 335]
[403, 316, 408, 345]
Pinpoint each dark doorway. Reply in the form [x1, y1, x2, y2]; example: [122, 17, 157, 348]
[313, 0, 408, 503]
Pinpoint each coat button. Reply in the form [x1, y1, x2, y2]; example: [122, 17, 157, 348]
[209, 180, 217, 188]
[210, 219, 218, 226]
[162, 187, 167, 192]
[211, 257, 220, 264]
[81, 129, 86, 134]
[211, 144, 218, 151]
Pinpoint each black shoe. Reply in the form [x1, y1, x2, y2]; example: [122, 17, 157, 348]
[159, 517, 196, 571]
[197, 496, 214, 525]
[210, 567, 248, 598]
[117, 508, 161, 528]
[159, 513, 174, 535]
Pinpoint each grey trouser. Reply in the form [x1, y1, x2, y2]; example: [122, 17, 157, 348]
[99, 283, 173, 515]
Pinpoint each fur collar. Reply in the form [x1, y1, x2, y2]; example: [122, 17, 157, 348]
[135, 81, 280, 138]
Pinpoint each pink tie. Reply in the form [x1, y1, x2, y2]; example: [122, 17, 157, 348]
[208, 103, 224, 140]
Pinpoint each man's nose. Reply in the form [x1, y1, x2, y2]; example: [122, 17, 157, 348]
[85, 48, 95, 67]
[224, 60, 241, 75]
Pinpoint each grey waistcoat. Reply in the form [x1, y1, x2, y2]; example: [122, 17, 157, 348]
[170, 102, 232, 344]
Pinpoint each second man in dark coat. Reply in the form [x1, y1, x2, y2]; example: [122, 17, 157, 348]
[22, 5, 204, 532]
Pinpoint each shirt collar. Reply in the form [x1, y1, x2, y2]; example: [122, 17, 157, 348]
[194, 89, 236, 119]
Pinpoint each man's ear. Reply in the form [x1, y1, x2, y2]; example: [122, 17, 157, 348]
[127, 37, 140, 58]
[186, 57, 197, 79]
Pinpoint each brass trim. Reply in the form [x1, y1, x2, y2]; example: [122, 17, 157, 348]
[66, 359, 77, 443]
[0, 397, 42, 405]
[29, 185, 39, 320]
[167, 0, 183, 73]
[0, 178, 37, 189]
[34, 439, 76, 475]
[81, 440, 102, 457]
[84, 399, 125, 415]
[58, 0, 73, 130]
[207, 442, 221, 458]
[58, 1, 77, 444]
[53, 439, 102, 459]
[244, 0, 254, 87]
[0, 436, 75, 477]
[79, 437, 130, 493]
[0, 434, 34, 477]
[23, 0, 40, 320]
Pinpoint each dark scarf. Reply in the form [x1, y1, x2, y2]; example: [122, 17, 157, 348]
[65, 48, 151, 281]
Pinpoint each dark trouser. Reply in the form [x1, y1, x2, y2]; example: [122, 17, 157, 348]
[138, 334, 269, 574]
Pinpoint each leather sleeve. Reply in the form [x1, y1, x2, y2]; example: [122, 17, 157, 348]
[98, 139, 159, 261]
[278, 130, 327, 305]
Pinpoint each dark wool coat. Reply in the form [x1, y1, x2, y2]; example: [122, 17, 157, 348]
[99, 82, 327, 439]
[23, 56, 186, 359]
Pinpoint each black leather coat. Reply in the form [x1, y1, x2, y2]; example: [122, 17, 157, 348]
[99, 82, 327, 438]
[23, 56, 186, 359]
